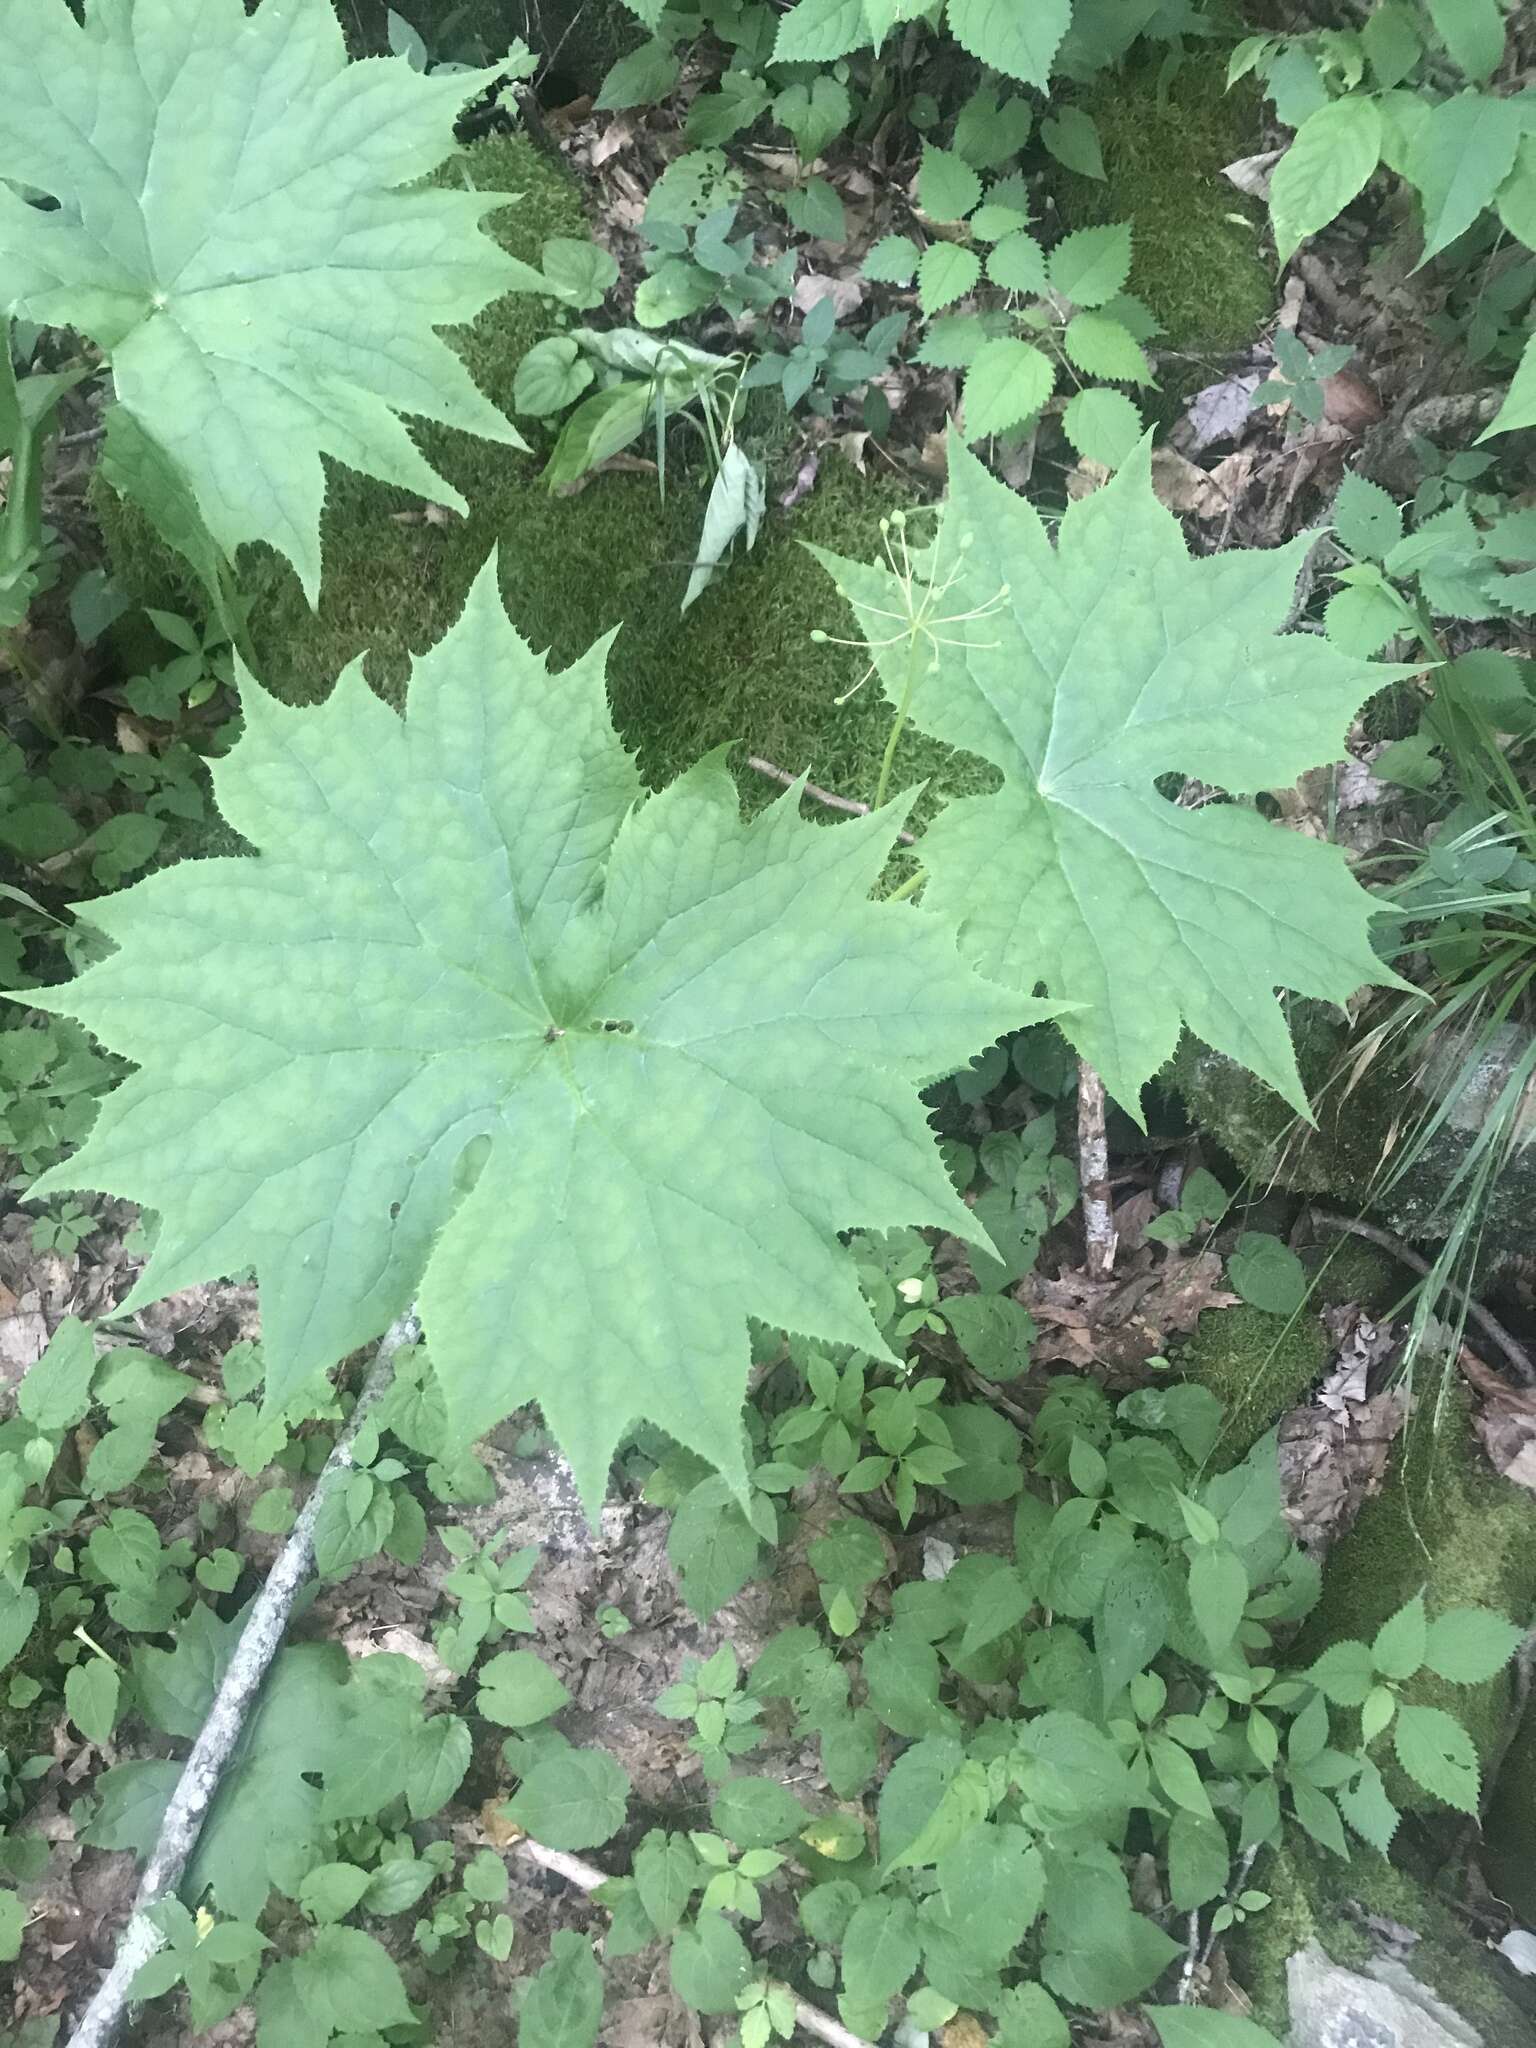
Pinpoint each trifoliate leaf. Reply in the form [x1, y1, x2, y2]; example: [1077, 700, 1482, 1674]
[812, 437, 1405, 1115]
[919, 243, 982, 317]
[1393, 1703, 1480, 1813]
[1047, 224, 1133, 309]
[1269, 98, 1382, 263]
[27, 563, 1036, 1510]
[1062, 313, 1154, 385]
[946, 0, 1071, 89]
[1422, 1607, 1523, 1684]
[0, 0, 528, 602]
[1061, 387, 1144, 468]
[962, 340, 1055, 441]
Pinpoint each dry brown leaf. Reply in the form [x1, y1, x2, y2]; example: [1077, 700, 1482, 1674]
[1277, 1320, 1408, 1555]
[1024, 1250, 1237, 1374]
[941, 2019, 990, 2048]
[1150, 447, 1228, 519]
[1460, 1348, 1536, 1491]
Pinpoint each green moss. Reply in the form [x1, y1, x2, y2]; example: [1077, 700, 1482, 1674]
[97, 133, 994, 826]
[1483, 1701, 1536, 1922]
[1303, 1237, 1406, 1317]
[1170, 1009, 1413, 1213]
[1293, 1368, 1536, 1794]
[1175, 1303, 1329, 1463]
[1051, 59, 1273, 369]
[1233, 1840, 1535, 2039]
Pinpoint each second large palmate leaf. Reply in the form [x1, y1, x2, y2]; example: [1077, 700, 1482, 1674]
[27, 566, 1044, 1506]
[0, 0, 529, 601]
[814, 440, 1408, 1118]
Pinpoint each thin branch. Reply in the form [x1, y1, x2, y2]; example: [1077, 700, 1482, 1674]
[1309, 1209, 1536, 1386]
[65, 1312, 421, 2048]
[511, 1837, 875, 2048]
[1077, 1059, 1118, 1281]
[746, 756, 918, 846]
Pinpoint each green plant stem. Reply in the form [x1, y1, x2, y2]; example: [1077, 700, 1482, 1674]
[872, 628, 926, 813]
[884, 868, 926, 903]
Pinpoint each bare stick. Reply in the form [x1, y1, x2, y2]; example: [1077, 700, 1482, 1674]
[65, 1312, 421, 2048]
[1077, 1059, 1118, 1281]
[512, 1837, 875, 2048]
[1310, 1208, 1536, 1386]
[746, 756, 918, 847]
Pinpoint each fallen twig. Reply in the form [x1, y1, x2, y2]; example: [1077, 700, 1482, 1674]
[65, 1312, 421, 2048]
[511, 1837, 875, 2048]
[1309, 1209, 1536, 1387]
[1077, 1059, 1118, 1281]
[746, 755, 918, 846]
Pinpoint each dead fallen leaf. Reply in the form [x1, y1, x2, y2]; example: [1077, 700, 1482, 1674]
[1277, 1319, 1409, 1554]
[941, 2019, 990, 2048]
[1460, 1348, 1536, 1491]
[1322, 366, 1384, 433]
[1223, 148, 1282, 197]
[1024, 1250, 1237, 1375]
[793, 271, 864, 322]
[1183, 372, 1262, 453]
[1150, 447, 1228, 519]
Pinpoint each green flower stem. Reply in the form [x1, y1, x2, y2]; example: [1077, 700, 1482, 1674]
[873, 627, 927, 814]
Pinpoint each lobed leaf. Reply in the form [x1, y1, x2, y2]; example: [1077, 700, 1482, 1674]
[27, 562, 1040, 1511]
[813, 437, 1407, 1117]
[0, 0, 529, 603]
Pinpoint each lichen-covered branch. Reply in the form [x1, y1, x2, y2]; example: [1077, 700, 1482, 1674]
[65, 1312, 421, 2048]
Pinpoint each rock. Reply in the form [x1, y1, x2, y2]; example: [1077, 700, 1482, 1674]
[1286, 1940, 1484, 2048]
[1172, 1010, 1536, 1258]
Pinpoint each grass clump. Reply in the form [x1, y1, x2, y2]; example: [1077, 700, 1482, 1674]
[1052, 58, 1273, 366]
[97, 133, 994, 826]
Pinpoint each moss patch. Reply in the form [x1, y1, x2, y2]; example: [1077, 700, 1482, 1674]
[1292, 1368, 1536, 1798]
[1483, 1699, 1536, 1921]
[1051, 59, 1273, 379]
[1232, 1840, 1535, 2038]
[97, 134, 995, 826]
[1175, 1303, 1329, 1464]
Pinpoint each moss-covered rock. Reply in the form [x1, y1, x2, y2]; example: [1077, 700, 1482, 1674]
[1173, 1009, 1536, 1257]
[1232, 1839, 1535, 2039]
[1291, 1371, 1536, 1806]
[1483, 1696, 1536, 1923]
[1050, 58, 1273, 366]
[1174, 1302, 1329, 1463]
[97, 133, 995, 824]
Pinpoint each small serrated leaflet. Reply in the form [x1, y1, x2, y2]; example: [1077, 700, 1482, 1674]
[945, 0, 1071, 88]
[962, 339, 1055, 441]
[1062, 313, 1153, 385]
[919, 243, 982, 316]
[1393, 1703, 1480, 1813]
[1422, 1607, 1523, 1684]
[1062, 387, 1144, 469]
[1048, 224, 1133, 308]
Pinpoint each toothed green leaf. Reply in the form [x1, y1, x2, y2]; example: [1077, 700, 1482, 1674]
[26, 563, 1041, 1511]
[0, 0, 529, 602]
[811, 437, 1407, 1117]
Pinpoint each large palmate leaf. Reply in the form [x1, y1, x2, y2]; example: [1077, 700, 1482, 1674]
[0, 0, 530, 602]
[812, 439, 1406, 1118]
[26, 564, 1041, 1508]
